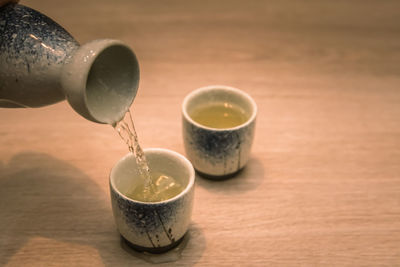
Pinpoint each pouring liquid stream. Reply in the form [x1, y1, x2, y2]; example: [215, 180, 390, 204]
[113, 110, 184, 202]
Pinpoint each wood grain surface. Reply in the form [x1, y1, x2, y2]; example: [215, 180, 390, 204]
[1, 0, 400, 266]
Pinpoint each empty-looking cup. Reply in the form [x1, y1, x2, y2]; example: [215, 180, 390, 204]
[182, 85, 257, 179]
[109, 148, 195, 253]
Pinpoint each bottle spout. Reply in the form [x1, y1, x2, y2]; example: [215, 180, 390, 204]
[61, 39, 140, 124]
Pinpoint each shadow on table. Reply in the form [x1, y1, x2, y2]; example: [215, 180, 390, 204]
[195, 157, 265, 194]
[0, 152, 205, 266]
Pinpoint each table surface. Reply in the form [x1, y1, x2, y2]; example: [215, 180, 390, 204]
[1, 0, 400, 266]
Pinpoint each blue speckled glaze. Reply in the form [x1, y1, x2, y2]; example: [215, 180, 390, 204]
[183, 115, 256, 177]
[0, 4, 78, 65]
[189, 125, 242, 160]
[0, 4, 79, 107]
[182, 85, 257, 178]
[109, 149, 195, 252]
[110, 182, 194, 250]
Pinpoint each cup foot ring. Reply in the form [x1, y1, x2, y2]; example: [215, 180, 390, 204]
[196, 167, 244, 180]
[121, 233, 186, 254]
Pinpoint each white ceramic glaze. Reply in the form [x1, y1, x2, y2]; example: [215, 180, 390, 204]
[61, 39, 139, 124]
[0, 4, 139, 124]
[182, 85, 257, 178]
[109, 148, 195, 253]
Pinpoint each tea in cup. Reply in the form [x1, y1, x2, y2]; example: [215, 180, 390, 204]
[182, 85, 257, 178]
[110, 148, 195, 253]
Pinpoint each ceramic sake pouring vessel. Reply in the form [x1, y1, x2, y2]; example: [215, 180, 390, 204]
[0, 3, 139, 124]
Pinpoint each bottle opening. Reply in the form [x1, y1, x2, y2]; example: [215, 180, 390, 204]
[85, 44, 139, 124]
[62, 39, 140, 124]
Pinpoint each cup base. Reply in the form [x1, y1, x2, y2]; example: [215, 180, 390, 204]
[120, 233, 186, 254]
[196, 167, 244, 180]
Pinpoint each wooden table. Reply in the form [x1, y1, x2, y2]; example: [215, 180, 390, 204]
[1, 0, 400, 266]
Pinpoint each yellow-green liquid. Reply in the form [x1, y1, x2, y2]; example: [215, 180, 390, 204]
[190, 102, 249, 129]
[126, 171, 184, 202]
[114, 110, 184, 203]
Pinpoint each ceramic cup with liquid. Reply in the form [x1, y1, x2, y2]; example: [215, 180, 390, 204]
[182, 85, 257, 179]
[110, 148, 195, 253]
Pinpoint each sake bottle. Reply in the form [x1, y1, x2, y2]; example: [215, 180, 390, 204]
[0, 3, 139, 124]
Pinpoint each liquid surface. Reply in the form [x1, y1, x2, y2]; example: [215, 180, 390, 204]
[126, 171, 184, 202]
[114, 110, 184, 202]
[190, 102, 249, 129]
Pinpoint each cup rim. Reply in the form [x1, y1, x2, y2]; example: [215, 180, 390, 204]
[62, 39, 139, 124]
[182, 85, 257, 131]
[109, 148, 195, 205]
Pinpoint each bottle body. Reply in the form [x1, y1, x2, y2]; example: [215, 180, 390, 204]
[0, 4, 79, 108]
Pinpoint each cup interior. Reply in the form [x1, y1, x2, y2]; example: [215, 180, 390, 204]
[110, 148, 194, 203]
[182, 85, 257, 130]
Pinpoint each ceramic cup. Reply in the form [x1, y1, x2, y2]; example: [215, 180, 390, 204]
[182, 85, 257, 179]
[109, 148, 195, 253]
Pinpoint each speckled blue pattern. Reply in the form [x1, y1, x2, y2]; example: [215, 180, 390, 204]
[187, 124, 243, 163]
[110, 184, 194, 250]
[0, 4, 78, 67]
[183, 117, 256, 176]
[0, 4, 79, 107]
